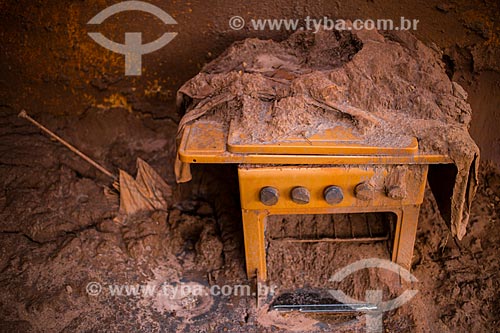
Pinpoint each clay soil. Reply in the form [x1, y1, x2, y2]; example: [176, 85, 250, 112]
[1, 0, 499, 332]
[0, 106, 499, 332]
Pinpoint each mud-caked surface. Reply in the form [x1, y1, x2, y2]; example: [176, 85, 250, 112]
[0, 109, 254, 332]
[0, 0, 499, 330]
[176, 27, 480, 242]
[0, 108, 499, 332]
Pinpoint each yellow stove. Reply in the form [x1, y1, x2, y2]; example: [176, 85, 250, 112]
[176, 120, 451, 281]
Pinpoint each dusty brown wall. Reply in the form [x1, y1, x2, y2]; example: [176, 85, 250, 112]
[0, 0, 498, 163]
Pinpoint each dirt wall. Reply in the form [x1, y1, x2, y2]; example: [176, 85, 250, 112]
[0, 0, 498, 162]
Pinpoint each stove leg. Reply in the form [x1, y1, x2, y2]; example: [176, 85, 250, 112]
[241, 210, 268, 281]
[393, 205, 420, 270]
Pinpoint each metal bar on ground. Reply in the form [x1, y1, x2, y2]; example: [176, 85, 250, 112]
[271, 303, 378, 313]
[270, 236, 390, 243]
[18, 110, 116, 180]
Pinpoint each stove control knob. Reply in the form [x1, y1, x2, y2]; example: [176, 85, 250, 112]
[291, 186, 310, 204]
[354, 182, 376, 201]
[260, 186, 279, 206]
[324, 185, 343, 205]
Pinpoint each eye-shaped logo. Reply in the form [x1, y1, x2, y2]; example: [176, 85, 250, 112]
[329, 258, 419, 333]
[88, 1, 177, 76]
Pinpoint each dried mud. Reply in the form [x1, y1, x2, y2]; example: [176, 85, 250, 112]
[177, 27, 479, 240]
[0, 0, 499, 331]
[1, 108, 499, 332]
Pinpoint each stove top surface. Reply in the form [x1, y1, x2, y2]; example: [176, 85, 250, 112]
[178, 120, 450, 165]
[227, 120, 418, 155]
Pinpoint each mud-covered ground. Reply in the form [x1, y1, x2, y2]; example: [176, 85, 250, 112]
[0, 0, 499, 332]
[0, 107, 498, 332]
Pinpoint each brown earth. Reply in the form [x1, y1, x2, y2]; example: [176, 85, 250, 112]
[0, 103, 499, 332]
[0, 0, 499, 332]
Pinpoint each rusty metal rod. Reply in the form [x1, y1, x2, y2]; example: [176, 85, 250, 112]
[270, 236, 389, 243]
[18, 110, 116, 180]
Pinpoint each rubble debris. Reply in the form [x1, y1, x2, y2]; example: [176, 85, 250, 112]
[118, 158, 172, 216]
